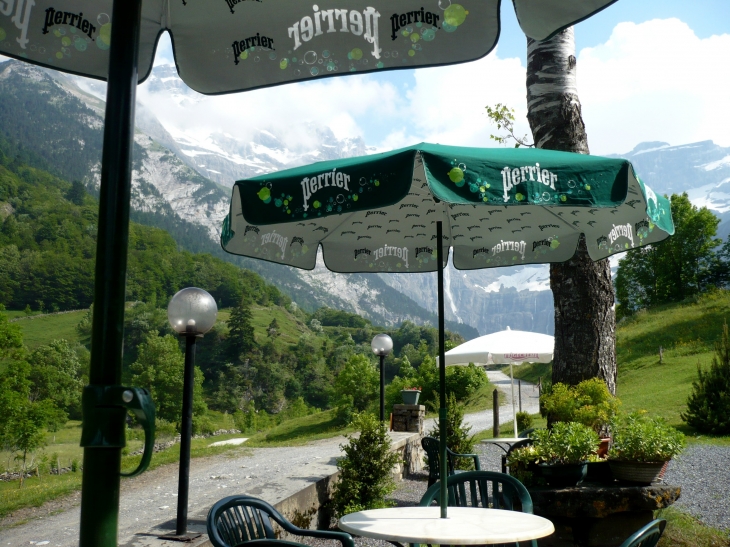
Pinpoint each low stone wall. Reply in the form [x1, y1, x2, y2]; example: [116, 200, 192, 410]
[274, 431, 424, 533]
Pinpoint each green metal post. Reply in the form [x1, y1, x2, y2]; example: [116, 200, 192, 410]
[436, 221, 448, 518]
[79, 0, 143, 545]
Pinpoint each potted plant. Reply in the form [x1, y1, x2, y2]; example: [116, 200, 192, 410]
[400, 386, 421, 405]
[541, 378, 620, 439]
[533, 422, 600, 487]
[608, 412, 685, 485]
[540, 378, 620, 480]
[506, 444, 543, 487]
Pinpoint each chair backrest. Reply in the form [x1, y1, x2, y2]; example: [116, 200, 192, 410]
[619, 519, 667, 547]
[208, 495, 278, 547]
[422, 436, 456, 486]
[419, 470, 534, 513]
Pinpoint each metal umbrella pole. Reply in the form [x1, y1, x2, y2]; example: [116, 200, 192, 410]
[79, 0, 143, 545]
[379, 353, 385, 422]
[436, 221, 448, 518]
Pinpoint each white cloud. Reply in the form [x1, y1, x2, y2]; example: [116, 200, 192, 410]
[578, 18, 730, 154]
[137, 67, 402, 151]
[136, 18, 730, 156]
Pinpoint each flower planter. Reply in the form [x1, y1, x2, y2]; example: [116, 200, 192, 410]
[597, 437, 611, 458]
[609, 460, 667, 485]
[585, 460, 613, 483]
[538, 462, 587, 487]
[401, 390, 421, 405]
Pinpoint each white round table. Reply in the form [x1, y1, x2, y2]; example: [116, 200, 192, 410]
[338, 506, 554, 545]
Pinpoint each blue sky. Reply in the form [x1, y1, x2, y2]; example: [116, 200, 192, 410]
[147, 1, 730, 156]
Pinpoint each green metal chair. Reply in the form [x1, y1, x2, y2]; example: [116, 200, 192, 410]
[421, 436, 481, 487]
[418, 470, 537, 547]
[619, 519, 667, 547]
[207, 495, 354, 547]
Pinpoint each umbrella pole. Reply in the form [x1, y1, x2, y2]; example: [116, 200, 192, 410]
[436, 221, 448, 518]
[510, 363, 518, 438]
[78, 0, 142, 545]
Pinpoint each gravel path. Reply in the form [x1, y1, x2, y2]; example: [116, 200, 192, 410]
[0, 372, 530, 546]
[662, 444, 730, 531]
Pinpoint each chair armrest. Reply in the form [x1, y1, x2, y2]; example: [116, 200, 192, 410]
[447, 448, 481, 471]
[265, 509, 354, 547]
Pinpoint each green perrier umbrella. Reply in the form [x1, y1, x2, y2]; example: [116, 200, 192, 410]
[221, 143, 674, 517]
[0, 0, 622, 543]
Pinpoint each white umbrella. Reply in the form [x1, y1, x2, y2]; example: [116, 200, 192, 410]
[443, 327, 553, 437]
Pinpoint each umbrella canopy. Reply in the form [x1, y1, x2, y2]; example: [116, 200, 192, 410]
[221, 143, 673, 518]
[0, 0, 618, 94]
[443, 327, 554, 366]
[222, 143, 674, 269]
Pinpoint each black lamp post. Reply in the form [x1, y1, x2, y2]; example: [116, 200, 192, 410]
[165, 288, 217, 540]
[371, 334, 393, 422]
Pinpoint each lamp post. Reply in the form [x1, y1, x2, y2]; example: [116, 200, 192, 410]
[371, 334, 393, 422]
[166, 288, 217, 540]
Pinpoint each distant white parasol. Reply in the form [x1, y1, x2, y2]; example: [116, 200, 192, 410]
[443, 327, 553, 437]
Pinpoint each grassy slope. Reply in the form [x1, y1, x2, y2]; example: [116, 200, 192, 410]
[507, 291, 730, 437]
[614, 291, 730, 431]
[10, 310, 86, 349]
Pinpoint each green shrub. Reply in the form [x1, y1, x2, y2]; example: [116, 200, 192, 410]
[540, 378, 620, 434]
[531, 422, 599, 465]
[516, 411, 533, 433]
[332, 412, 402, 516]
[681, 322, 730, 434]
[609, 412, 685, 462]
[155, 418, 178, 439]
[444, 364, 487, 400]
[426, 392, 475, 470]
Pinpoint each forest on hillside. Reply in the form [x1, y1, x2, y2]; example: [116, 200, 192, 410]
[0, 152, 485, 469]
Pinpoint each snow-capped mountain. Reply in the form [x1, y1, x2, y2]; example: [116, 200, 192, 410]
[72, 65, 373, 188]
[5, 59, 729, 337]
[611, 140, 730, 238]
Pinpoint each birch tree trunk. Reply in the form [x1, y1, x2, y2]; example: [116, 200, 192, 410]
[526, 28, 616, 394]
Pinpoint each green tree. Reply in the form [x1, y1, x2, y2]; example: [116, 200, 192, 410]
[66, 180, 87, 206]
[267, 317, 280, 338]
[226, 294, 256, 362]
[332, 412, 402, 516]
[331, 354, 379, 413]
[130, 333, 208, 431]
[616, 193, 720, 317]
[0, 360, 62, 486]
[427, 392, 476, 470]
[682, 322, 730, 434]
[27, 339, 84, 418]
[0, 305, 23, 353]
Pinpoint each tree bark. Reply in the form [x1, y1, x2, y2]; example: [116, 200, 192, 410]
[526, 28, 616, 394]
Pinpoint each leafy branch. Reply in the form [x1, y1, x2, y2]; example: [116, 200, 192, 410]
[485, 103, 533, 148]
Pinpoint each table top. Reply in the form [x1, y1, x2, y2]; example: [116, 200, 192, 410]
[338, 506, 554, 544]
[480, 437, 526, 444]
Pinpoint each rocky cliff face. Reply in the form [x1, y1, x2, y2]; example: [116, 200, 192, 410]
[5, 59, 729, 338]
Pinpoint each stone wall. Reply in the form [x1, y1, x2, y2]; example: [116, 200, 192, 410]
[392, 404, 425, 433]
